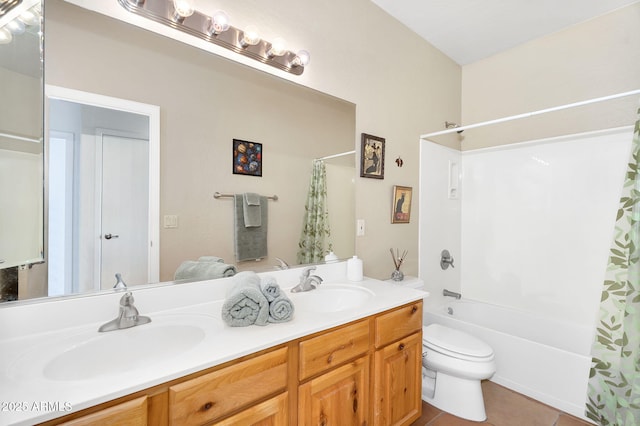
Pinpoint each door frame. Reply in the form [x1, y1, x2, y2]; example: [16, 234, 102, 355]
[45, 85, 160, 284]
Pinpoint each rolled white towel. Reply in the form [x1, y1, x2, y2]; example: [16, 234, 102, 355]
[221, 272, 269, 327]
[268, 293, 295, 323]
[260, 276, 281, 302]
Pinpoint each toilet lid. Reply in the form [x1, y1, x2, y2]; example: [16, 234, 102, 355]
[423, 324, 494, 359]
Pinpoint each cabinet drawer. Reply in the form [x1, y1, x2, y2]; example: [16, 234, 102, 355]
[375, 301, 422, 348]
[299, 319, 370, 381]
[169, 347, 288, 426]
[59, 396, 147, 426]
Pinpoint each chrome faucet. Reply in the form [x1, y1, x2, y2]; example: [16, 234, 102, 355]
[443, 289, 462, 299]
[274, 257, 290, 270]
[113, 273, 127, 290]
[290, 266, 323, 292]
[98, 292, 151, 332]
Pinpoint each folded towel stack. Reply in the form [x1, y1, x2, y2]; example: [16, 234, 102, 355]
[174, 256, 237, 281]
[221, 272, 294, 327]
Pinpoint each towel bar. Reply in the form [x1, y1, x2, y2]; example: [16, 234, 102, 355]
[214, 192, 278, 201]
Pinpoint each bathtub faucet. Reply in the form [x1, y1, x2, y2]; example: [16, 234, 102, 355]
[443, 289, 462, 299]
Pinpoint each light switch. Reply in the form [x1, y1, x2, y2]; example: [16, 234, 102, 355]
[356, 219, 365, 236]
[164, 215, 178, 228]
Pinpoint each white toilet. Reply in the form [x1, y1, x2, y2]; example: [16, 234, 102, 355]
[388, 276, 496, 422]
[422, 323, 496, 421]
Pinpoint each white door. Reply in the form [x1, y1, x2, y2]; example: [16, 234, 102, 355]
[99, 133, 149, 289]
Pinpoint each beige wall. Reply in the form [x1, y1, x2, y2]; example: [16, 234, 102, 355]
[460, 3, 640, 150]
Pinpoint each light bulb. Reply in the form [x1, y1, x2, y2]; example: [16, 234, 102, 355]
[6, 19, 25, 35]
[0, 28, 12, 45]
[207, 10, 230, 35]
[292, 50, 311, 67]
[172, 0, 195, 21]
[267, 37, 287, 57]
[240, 25, 260, 47]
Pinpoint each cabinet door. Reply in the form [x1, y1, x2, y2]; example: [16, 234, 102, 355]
[298, 356, 369, 426]
[59, 396, 147, 426]
[373, 332, 422, 426]
[214, 392, 288, 426]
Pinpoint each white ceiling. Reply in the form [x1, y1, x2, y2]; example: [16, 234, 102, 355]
[371, 0, 639, 65]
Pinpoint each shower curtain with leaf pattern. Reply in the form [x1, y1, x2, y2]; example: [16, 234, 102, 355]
[297, 159, 331, 264]
[586, 106, 640, 426]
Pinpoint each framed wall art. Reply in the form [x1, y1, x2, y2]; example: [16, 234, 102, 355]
[392, 185, 412, 224]
[360, 133, 385, 179]
[232, 139, 262, 177]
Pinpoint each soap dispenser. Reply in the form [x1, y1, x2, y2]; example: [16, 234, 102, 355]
[347, 255, 363, 281]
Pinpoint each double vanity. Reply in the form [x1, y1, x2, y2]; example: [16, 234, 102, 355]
[0, 262, 427, 425]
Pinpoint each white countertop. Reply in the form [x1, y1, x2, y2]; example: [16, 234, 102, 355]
[0, 262, 427, 425]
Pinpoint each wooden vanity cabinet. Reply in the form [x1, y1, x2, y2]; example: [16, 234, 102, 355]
[298, 319, 370, 425]
[41, 301, 423, 426]
[373, 302, 423, 426]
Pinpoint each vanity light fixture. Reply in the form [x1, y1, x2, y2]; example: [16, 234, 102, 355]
[267, 37, 286, 57]
[206, 10, 229, 36]
[239, 25, 260, 47]
[171, 0, 194, 23]
[118, 0, 311, 75]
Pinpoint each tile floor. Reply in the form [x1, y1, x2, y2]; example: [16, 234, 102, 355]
[411, 381, 595, 426]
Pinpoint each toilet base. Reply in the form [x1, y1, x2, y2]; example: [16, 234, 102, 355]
[421, 371, 487, 422]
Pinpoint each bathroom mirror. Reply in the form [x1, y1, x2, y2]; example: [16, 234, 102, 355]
[1, 0, 355, 303]
[0, 0, 44, 275]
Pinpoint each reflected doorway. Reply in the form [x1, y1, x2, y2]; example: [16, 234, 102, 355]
[46, 86, 159, 295]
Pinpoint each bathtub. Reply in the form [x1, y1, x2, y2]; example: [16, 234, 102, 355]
[424, 299, 594, 421]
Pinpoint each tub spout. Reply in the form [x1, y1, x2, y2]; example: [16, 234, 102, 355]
[443, 289, 461, 299]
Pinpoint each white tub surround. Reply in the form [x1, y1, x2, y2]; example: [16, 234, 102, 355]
[425, 299, 593, 421]
[0, 262, 427, 425]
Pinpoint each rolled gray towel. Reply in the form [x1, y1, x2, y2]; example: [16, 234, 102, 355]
[268, 293, 295, 323]
[260, 276, 281, 302]
[221, 272, 269, 327]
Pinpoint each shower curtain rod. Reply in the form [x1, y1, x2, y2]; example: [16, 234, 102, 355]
[420, 88, 640, 139]
[0, 131, 41, 143]
[317, 150, 356, 160]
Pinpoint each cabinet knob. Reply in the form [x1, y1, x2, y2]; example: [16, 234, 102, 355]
[398, 343, 405, 351]
[201, 401, 214, 411]
[411, 305, 418, 314]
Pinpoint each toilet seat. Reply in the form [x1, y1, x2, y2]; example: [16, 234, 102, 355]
[423, 324, 494, 362]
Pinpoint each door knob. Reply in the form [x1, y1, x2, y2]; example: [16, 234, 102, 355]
[104, 233, 119, 240]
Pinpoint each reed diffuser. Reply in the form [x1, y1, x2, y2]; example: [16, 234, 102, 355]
[390, 248, 407, 281]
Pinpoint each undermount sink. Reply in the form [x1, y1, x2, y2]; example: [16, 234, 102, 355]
[10, 313, 219, 382]
[292, 284, 374, 313]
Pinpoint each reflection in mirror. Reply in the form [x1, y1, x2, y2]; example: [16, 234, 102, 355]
[47, 88, 160, 295]
[0, 0, 43, 302]
[2, 0, 355, 304]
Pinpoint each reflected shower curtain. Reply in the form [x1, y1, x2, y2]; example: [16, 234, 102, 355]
[297, 160, 331, 264]
[586, 106, 640, 425]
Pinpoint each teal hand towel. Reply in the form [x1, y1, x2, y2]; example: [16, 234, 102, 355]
[243, 192, 262, 227]
[221, 272, 269, 326]
[234, 194, 268, 261]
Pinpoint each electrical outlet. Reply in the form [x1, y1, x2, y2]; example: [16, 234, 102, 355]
[356, 219, 365, 236]
[164, 215, 178, 229]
